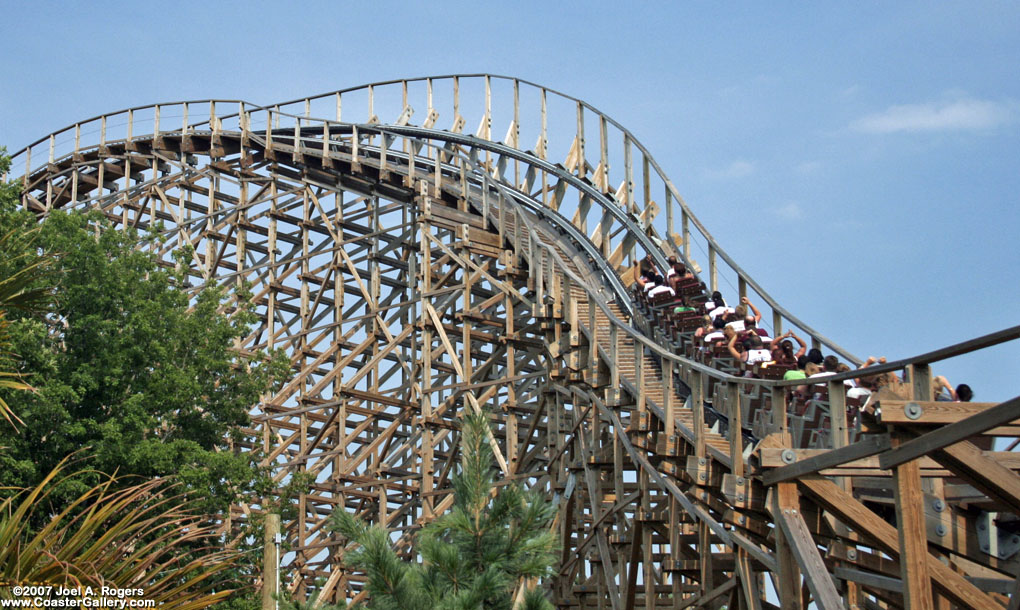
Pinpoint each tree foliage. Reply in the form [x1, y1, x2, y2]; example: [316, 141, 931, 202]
[0, 151, 54, 427]
[0, 153, 289, 519]
[329, 411, 557, 610]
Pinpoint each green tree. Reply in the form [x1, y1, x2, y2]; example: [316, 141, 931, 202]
[0, 172, 288, 519]
[329, 412, 558, 610]
[0, 151, 53, 427]
[0, 150, 290, 610]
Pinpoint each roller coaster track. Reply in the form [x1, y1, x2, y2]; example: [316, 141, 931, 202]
[10, 75, 1020, 609]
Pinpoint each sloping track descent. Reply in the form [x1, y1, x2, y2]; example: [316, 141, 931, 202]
[10, 75, 1020, 609]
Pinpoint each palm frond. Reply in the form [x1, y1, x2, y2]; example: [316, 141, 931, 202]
[0, 459, 241, 610]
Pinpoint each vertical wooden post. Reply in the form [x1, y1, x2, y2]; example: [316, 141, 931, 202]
[665, 185, 673, 240]
[895, 363, 935, 610]
[774, 483, 803, 610]
[728, 383, 743, 477]
[708, 245, 717, 293]
[420, 185, 434, 519]
[681, 209, 691, 265]
[771, 389, 787, 442]
[663, 359, 674, 438]
[690, 370, 705, 457]
[263, 513, 280, 610]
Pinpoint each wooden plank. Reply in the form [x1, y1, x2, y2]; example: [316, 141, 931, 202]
[800, 477, 1001, 609]
[878, 395, 1020, 469]
[624, 520, 642, 610]
[833, 567, 902, 593]
[735, 548, 763, 610]
[892, 435, 935, 610]
[879, 400, 1008, 425]
[774, 505, 844, 610]
[772, 482, 803, 610]
[762, 448, 1020, 471]
[761, 435, 891, 485]
[925, 439, 1020, 515]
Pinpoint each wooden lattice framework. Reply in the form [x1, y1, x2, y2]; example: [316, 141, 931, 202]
[9, 75, 1020, 609]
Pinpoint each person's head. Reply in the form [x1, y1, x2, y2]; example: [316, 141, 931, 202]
[673, 262, 687, 275]
[745, 316, 756, 328]
[860, 374, 881, 391]
[712, 316, 726, 330]
[956, 384, 973, 402]
[747, 334, 764, 350]
[780, 340, 794, 357]
[823, 355, 839, 372]
[836, 363, 851, 374]
[807, 348, 824, 365]
[734, 304, 747, 319]
[796, 355, 808, 371]
[711, 291, 724, 306]
[806, 361, 822, 376]
[667, 255, 678, 265]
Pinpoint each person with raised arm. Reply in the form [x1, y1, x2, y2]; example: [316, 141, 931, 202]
[770, 330, 807, 365]
[727, 331, 773, 365]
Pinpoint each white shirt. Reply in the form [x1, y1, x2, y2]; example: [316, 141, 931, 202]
[709, 306, 733, 321]
[725, 320, 746, 332]
[746, 349, 772, 364]
[647, 285, 674, 298]
[703, 331, 724, 343]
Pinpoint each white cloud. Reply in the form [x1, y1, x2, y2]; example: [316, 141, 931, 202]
[705, 159, 756, 180]
[850, 96, 1017, 134]
[772, 202, 803, 220]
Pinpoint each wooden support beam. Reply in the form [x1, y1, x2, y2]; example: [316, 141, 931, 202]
[878, 395, 1020, 468]
[800, 477, 1002, 609]
[893, 434, 935, 610]
[775, 505, 844, 610]
[762, 435, 891, 486]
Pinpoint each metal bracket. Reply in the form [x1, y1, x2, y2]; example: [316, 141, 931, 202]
[977, 512, 1020, 560]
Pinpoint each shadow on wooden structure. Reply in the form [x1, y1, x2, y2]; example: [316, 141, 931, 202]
[9, 74, 1020, 609]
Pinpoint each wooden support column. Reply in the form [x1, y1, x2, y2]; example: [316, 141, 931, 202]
[262, 514, 280, 610]
[894, 363, 935, 610]
[419, 187, 435, 519]
[729, 382, 743, 477]
[690, 370, 705, 458]
[708, 245, 717, 293]
[624, 520, 643, 610]
[775, 500, 843, 610]
[771, 386, 789, 442]
[773, 482, 804, 610]
[663, 359, 674, 438]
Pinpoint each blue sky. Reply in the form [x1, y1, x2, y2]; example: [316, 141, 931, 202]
[2, 1, 1017, 400]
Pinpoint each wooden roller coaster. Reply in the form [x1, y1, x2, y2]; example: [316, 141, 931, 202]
[9, 75, 1020, 609]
